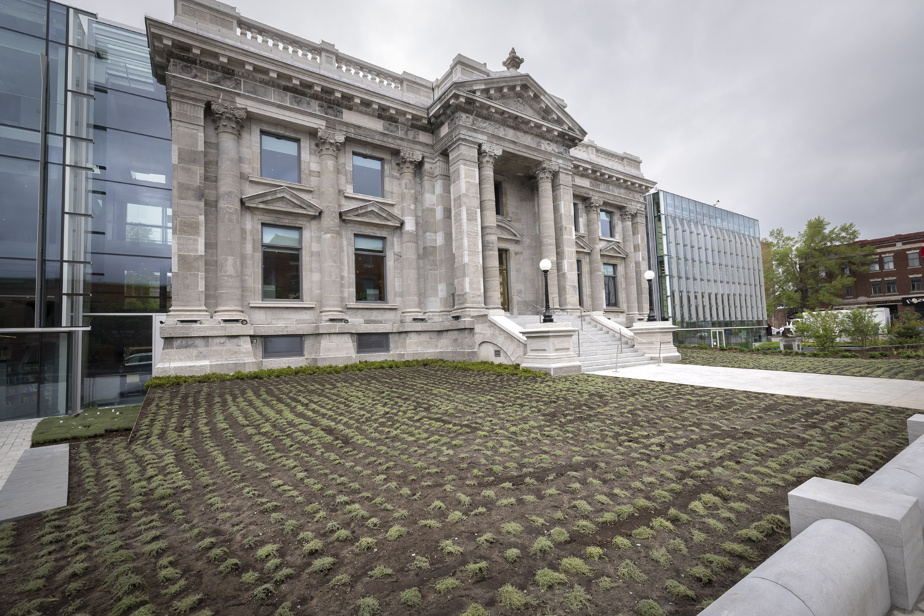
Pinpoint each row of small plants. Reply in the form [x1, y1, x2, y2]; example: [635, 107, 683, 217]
[678, 346, 924, 381]
[683, 343, 924, 359]
[3, 367, 910, 615]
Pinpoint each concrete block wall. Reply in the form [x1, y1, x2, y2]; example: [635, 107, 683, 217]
[701, 413, 924, 616]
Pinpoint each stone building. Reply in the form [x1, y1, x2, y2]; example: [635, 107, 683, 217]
[146, 0, 671, 375]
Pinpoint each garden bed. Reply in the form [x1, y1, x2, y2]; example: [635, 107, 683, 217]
[680, 347, 924, 381]
[1, 366, 911, 615]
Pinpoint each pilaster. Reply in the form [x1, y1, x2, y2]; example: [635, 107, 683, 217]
[552, 165, 578, 311]
[631, 208, 647, 319]
[448, 139, 484, 316]
[399, 149, 423, 320]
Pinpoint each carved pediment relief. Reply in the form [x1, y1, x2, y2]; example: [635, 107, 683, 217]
[574, 236, 592, 254]
[600, 241, 629, 259]
[495, 218, 522, 242]
[483, 91, 557, 125]
[340, 201, 403, 228]
[242, 186, 322, 217]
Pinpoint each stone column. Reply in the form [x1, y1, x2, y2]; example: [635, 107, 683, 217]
[167, 94, 209, 322]
[478, 143, 503, 314]
[585, 197, 605, 312]
[632, 207, 647, 319]
[552, 165, 578, 311]
[211, 101, 247, 322]
[448, 139, 484, 314]
[317, 129, 346, 322]
[398, 148, 423, 320]
[620, 209, 640, 318]
[532, 161, 560, 308]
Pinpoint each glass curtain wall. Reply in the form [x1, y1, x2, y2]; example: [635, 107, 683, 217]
[645, 190, 767, 348]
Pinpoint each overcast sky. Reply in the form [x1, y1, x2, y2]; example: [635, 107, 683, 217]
[73, 0, 923, 240]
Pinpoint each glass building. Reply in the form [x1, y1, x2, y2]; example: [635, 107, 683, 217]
[0, 0, 170, 420]
[645, 190, 766, 347]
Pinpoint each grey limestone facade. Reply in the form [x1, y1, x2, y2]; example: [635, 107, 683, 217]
[146, 0, 658, 375]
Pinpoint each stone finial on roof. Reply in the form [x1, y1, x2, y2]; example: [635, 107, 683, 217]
[502, 47, 524, 71]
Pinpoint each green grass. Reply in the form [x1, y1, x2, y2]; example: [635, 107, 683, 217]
[679, 347, 924, 381]
[32, 405, 141, 445]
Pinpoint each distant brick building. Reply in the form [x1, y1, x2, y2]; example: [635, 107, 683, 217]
[840, 232, 924, 319]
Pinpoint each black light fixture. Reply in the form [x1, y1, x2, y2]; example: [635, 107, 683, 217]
[540, 259, 553, 323]
[644, 269, 657, 322]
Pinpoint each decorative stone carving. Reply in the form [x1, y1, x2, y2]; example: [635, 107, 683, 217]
[479, 143, 502, 166]
[398, 148, 423, 173]
[502, 47, 524, 71]
[620, 209, 633, 222]
[531, 160, 559, 182]
[316, 129, 345, 156]
[210, 101, 246, 136]
[585, 196, 603, 214]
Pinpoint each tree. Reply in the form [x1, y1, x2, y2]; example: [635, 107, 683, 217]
[794, 311, 843, 354]
[889, 312, 924, 346]
[841, 308, 882, 350]
[763, 217, 875, 315]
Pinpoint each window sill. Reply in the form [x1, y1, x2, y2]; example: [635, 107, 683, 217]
[250, 301, 317, 308]
[248, 176, 314, 192]
[344, 192, 396, 206]
[346, 302, 399, 310]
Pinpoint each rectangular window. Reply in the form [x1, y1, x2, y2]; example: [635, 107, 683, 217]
[912, 277, 922, 292]
[355, 235, 386, 302]
[353, 154, 383, 197]
[357, 332, 390, 354]
[494, 181, 504, 216]
[909, 252, 921, 268]
[262, 225, 301, 300]
[883, 254, 894, 270]
[871, 280, 882, 295]
[845, 284, 853, 297]
[263, 335, 303, 358]
[870, 258, 880, 272]
[576, 259, 584, 308]
[603, 263, 618, 307]
[573, 203, 582, 233]
[886, 279, 897, 294]
[261, 133, 299, 183]
[600, 211, 614, 238]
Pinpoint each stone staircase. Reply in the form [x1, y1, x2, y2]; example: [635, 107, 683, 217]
[506, 314, 656, 372]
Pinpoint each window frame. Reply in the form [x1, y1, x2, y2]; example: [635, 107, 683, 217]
[908, 252, 921, 268]
[354, 234, 387, 302]
[883, 254, 895, 271]
[573, 202, 582, 234]
[911, 276, 923, 292]
[352, 153, 384, 198]
[260, 132, 300, 184]
[870, 280, 882, 295]
[885, 279, 897, 294]
[869, 257, 880, 272]
[494, 181, 504, 217]
[261, 224, 302, 300]
[603, 262, 618, 308]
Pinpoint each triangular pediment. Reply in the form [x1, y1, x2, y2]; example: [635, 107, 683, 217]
[574, 235, 592, 254]
[242, 187, 322, 217]
[340, 201, 403, 228]
[433, 74, 587, 143]
[601, 241, 629, 258]
[496, 218, 521, 242]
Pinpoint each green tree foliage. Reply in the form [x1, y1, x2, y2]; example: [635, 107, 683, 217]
[889, 312, 924, 346]
[841, 308, 882, 349]
[794, 311, 843, 354]
[763, 217, 875, 315]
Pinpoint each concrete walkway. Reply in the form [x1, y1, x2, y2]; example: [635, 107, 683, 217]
[594, 363, 924, 410]
[0, 418, 69, 523]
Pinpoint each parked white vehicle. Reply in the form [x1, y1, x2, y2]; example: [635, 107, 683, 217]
[776, 308, 890, 339]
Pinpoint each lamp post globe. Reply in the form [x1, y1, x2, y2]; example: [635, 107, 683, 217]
[539, 259, 553, 323]
[644, 269, 657, 322]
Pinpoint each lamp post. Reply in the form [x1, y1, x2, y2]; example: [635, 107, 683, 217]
[644, 269, 657, 322]
[540, 259, 553, 323]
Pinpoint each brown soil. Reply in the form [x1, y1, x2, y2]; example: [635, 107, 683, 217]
[2, 367, 909, 616]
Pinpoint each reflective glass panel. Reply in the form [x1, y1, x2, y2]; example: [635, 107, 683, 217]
[86, 253, 170, 312]
[91, 128, 171, 186]
[352, 154, 383, 197]
[0, 0, 47, 37]
[82, 314, 153, 408]
[260, 133, 299, 183]
[0, 125, 40, 159]
[93, 88, 170, 138]
[0, 156, 40, 259]
[0, 28, 44, 130]
[0, 257, 37, 327]
[354, 235, 385, 301]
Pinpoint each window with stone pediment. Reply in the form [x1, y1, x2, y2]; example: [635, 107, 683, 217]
[260, 133, 299, 183]
[352, 154, 383, 198]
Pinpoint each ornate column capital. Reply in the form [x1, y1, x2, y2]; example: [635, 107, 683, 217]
[316, 129, 345, 157]
[620, 208, 634, 222]
[585, 196, 603, 213]
[210, 101, 246, 136]
[531, 160, 559, 182]
[479, 143, 503, 167]
[398, 148, 423, 174]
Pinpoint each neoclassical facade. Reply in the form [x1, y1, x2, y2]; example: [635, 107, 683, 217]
[146, 0, 659, 375]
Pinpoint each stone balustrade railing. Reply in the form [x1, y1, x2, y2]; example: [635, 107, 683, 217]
[701, 414, 924, 615]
